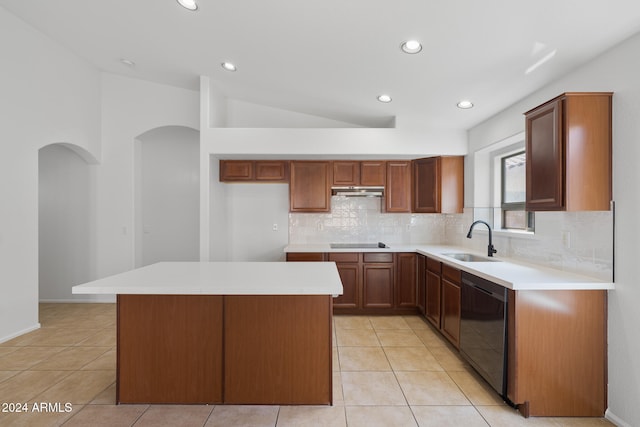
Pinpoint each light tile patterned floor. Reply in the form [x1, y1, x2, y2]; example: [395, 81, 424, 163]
[0, 304, 614, 426]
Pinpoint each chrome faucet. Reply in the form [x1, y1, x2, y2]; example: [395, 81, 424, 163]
[466, 220, 497, 257]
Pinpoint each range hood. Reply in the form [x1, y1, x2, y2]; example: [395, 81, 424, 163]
[331, 186, 384, 197]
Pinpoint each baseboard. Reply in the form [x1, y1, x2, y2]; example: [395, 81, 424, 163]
[606, 408, 631, 427]
[0, 323, 41, 344]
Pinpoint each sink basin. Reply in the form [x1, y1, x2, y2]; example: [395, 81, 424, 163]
[443, 253, 501, 262]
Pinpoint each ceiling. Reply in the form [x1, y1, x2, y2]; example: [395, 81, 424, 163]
[3, 0, 640, 129]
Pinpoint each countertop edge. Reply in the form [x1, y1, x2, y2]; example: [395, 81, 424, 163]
[72, 262, 344, 296]
[285, 244, 614, 291]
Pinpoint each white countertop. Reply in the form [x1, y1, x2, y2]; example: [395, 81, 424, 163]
[285, 244, 614, 291]
[72, 262, 343, 295]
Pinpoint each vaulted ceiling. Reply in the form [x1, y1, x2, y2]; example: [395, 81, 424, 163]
[3, 0, 640, 128]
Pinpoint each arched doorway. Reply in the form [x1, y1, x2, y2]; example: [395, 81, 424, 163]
[38, 143, 98, 302]
[134, 126, 199, 267]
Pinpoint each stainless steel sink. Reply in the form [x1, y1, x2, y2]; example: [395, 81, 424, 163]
[443, 253, 502, 262]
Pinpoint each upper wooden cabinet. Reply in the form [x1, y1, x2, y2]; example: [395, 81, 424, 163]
[332, 161, 360, 186]
[385, 161, 412, 212]
[220, 160, 289, 183]
[289, 161, 331, 212]
[220, 160, 254, 181]
[360, 161, 386, 186]
[332, 161, 386, 186]
[412, 156, 464, 213]
[255, 161, 289, 182]
[525, 92, 612, 211]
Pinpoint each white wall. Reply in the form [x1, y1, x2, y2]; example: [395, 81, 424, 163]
[98, 74, 199, 278]
[225, 99, 367, 128]
[0, 6, 101, 342]
[199, 76, 469, 261]
[467, 32, 640, 427]
[0, 7, 200, 342]
[136, 126, 200, 267]
[224, 184, 290, 261]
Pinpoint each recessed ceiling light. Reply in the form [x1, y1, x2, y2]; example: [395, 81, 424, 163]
[377, 94, 392, 103]
[457, 100, 474, 109]
[401, 40, 422, 54]
[177, 0, 198, 11]
[120, 58, 135, 67]
[221, 62, 237, 72]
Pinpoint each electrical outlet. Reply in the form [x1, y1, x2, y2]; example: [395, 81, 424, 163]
[561, 231, 571, 249]
[272, 223, 278, 231]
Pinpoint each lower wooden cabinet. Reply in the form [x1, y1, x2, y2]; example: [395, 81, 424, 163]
[363, 263, 394, 308]
[329, 253, 360, 308]
[395, 253, 417, 308]
[441, 264, 461, 348]
[425, 257, 442, 328]
[416, 255, 426, 315]
[424, 257, 461, 348]
[288, 251, 417, 313]
[507, 289, 607, 417]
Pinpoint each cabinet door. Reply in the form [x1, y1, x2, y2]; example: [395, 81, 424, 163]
[333, 263, 360, 308]
[440, 157, 464, 214]
[220, 160, 254, 181]
[413, 158, 440, 213]
[255, 161, 288, 182]
[363, 264, 394, 308]
[525, 99, 564, 210]
[360, 161, 386, 186]
[290, 161, 331, 212]
[385, 161, 412, 212]
[332, 161, 360, 186]
[416, 255, 426, 315]
[441, 278, 461, 349]
[117, 295, 223, 404]
[395, 253, 417, 308]
[425, 270, 441, 328]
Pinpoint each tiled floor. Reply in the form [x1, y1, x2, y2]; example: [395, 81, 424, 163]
[0, 304, 614, 427]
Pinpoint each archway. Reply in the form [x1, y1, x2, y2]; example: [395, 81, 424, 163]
[134, 126, 199, 267]
[38, 143, 98, 302]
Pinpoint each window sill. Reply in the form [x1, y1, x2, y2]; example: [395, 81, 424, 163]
[493, 228, 535, 239]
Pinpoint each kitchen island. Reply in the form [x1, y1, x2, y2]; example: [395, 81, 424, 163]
[72, 262, 342, 405]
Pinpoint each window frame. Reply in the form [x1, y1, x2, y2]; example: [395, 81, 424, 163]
[500, 150, 534, 231]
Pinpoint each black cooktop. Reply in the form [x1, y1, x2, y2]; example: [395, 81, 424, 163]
[329, 242, 388, 249]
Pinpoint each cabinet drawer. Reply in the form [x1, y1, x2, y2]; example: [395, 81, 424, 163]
[363, 253, 393, 263]
[328, 252, 360, 263]
[286, 252, 326, 262]
[426, 257, 442, 274]
[442, 264, 461, 284]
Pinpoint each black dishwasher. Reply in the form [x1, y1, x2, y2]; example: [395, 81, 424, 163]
[459, 272, 508, 398]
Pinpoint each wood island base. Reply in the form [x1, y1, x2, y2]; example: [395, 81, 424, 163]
[117, 294, 333, 405]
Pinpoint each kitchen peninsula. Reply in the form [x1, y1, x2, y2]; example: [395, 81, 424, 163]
[72, 262, 342, 405]
[286, 244, 614, 417]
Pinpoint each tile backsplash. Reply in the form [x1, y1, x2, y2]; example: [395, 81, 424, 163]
[289, 197, 614, 281]
[289, 196, 450, 245]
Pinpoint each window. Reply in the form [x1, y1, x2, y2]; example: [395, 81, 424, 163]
[501, 151, 533, 231]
